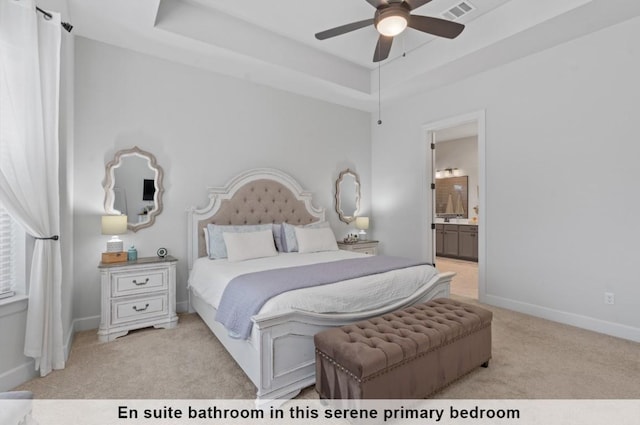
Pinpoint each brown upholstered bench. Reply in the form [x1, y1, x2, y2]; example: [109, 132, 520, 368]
[314, 298, 492, 399]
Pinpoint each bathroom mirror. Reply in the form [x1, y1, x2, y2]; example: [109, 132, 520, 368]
[335, 169, 361, 224]
[103, 146, 164, 232]
[435, 176, 468, 218]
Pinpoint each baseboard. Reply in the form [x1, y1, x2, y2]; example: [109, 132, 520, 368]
[482, 294, 640, 342]
[176, 300, 189, 313]
[72, 315, 100, 333]
[1, 316, 89, 391]
[0, 360, 37, 392]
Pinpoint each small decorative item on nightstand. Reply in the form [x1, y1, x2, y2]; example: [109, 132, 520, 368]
[127, 245, 137, 261]
[343, 233, 359, 243]
[157, 247, 167, 258]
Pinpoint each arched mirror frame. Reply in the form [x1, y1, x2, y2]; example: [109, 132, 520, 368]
[334, 168, 361, 224]
[103, 146, 164, 232]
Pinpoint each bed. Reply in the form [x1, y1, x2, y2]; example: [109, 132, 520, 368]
[186, 168, 454, 405]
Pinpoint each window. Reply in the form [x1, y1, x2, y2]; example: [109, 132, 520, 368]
[0, 203, 25, 300]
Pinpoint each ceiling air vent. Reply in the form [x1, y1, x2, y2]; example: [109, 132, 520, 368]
[442, 1, 475, 21]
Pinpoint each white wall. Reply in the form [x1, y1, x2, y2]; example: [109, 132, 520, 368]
[72, 38, 372, 325]
[372, 16, 640, 341]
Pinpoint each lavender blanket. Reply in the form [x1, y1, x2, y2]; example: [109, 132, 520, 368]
[215, 255, 429, 339]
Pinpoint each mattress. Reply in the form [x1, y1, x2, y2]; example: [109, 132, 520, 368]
[188, 250, 438, 318]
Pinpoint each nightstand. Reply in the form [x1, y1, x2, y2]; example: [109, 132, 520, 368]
[98, 256, 178, 342]
[337, 240, 379, 255]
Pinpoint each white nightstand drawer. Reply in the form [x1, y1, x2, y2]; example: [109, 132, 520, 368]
[112, 294, 167, 325]
[353, 246, 377, 255]
[112, 269, 166, 297]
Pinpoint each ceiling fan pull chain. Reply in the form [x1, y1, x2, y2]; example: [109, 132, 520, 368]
[402, 33, 406, 57]
[377, 59, 382, 125]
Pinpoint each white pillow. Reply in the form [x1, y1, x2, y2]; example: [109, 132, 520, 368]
[281, 221, 330, 252]
[294, 226, 339, 253]
[223, 230, 278, 262]
[207, 223, 273, 259]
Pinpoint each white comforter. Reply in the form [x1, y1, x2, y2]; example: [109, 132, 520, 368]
[188, 250, 438, 317]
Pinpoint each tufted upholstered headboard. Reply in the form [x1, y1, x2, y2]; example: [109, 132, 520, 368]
[187, 168, 325, 270]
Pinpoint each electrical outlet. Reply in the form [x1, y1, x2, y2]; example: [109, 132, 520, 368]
[604, 292, 615, 305]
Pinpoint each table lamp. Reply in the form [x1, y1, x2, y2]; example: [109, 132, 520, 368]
[101, 215, 128, 263]
[355, 216, 369, 241]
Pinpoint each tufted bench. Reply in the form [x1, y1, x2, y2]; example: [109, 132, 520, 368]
[314, 298, 492, 399]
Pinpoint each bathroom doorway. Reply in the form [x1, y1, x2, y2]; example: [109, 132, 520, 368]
[424, 111, 485, 301]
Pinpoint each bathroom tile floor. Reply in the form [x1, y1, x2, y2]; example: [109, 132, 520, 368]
[435, 256, 478, 299]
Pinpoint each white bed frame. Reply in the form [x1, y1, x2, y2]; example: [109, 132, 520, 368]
[187, 168, 454, 405]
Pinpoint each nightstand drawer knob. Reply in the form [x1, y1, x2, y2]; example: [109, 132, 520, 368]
[132, 303, 150, 312]
[132, 278, 150, 286]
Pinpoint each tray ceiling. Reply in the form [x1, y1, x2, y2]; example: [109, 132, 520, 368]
[42, 0, 640, 111]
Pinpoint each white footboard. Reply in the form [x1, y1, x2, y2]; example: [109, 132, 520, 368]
[190, 271, 453, 405]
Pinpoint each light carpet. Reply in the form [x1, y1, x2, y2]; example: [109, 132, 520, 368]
[15, 297, 639, 399]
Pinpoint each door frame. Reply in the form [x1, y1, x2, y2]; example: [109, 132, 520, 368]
[422, 110, 486, 301]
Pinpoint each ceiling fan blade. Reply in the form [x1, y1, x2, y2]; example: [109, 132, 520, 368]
[365, 0, 389, 8]
[373, 35, 393, 62]
[315, 19, 374, 40]
[408, 15, 465, 39]
[404, 0, 433, 11]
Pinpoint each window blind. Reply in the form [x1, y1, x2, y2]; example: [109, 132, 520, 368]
[0, 205, 16, 299]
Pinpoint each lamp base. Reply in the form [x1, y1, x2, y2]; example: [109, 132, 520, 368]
[106, 236, 124, 253]
[358, 230, 368, 241]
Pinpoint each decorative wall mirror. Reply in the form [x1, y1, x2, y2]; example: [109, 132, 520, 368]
[435, 176, 468, 218]
[335, 169, 361, 224]
[103, 146, 164, 232]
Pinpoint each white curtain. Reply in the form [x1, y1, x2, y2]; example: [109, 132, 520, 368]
[0, 0, 63, 376]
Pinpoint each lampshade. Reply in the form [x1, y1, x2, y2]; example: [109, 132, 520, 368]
[101, 215, 127, 253]
[101, 215, 128, 235]
[355, 217, 369, 230]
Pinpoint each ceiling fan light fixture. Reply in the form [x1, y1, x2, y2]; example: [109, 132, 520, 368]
[376, 15, 408, 36]
[316, 0, 464, 63]
[374, 5, 411, 37]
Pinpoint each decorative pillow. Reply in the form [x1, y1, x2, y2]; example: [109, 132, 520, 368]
[206, 223, 273, 259]
[223, 230, 277, 262]
[294, 226, 339, 254]
[281, 221, 330, 252]
[272, 224, 284, 252]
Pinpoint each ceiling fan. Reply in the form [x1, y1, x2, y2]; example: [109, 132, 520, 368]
[315, 0, 465, 62]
